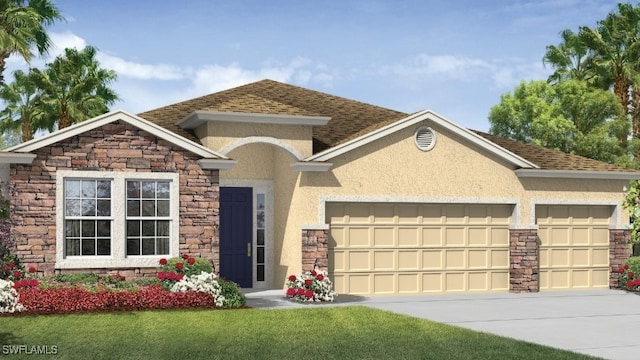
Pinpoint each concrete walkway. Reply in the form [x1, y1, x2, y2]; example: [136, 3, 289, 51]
[244, 289, 640, 360]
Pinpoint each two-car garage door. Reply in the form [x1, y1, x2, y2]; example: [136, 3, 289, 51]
[327, 203, 612, 295]
[326, 203, 512, 295]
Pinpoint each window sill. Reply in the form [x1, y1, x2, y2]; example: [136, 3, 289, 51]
[55, 257, 164, 269]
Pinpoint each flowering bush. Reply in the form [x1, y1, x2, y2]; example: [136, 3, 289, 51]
[170, 271, 225, 307]
[0, 279, 23, 313]
[285, 269, 335, 302]
[14, 285, 216, 315]
[157, 254, 213, 290]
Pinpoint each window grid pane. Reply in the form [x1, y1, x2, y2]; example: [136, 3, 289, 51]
[256, 193, 266, 282]
[64, 179, 112, 257]
[126, 180, 171, 256]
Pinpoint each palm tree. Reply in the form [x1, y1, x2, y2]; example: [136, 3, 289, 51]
[0, 0, 63, 85]
[33, 46, 119, 129]
[0, 68, 48, 142]
[543, 29, 605, 87]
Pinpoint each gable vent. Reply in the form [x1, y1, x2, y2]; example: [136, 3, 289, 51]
[414, 126, 436, 151]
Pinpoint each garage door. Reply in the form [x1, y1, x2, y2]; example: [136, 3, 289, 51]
[326, 203, 511, 295]
[537, 205, 611, 290]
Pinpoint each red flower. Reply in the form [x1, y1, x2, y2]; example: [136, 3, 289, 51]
[176, 273, 184, 281]
[182, 253, 189, 260]
[13, 270, 21, 279]
[628, 280, 634, 288]
[304, 279, 313, 287]
[175, 262, 184, 270]
[316, 274, 324, 281]
[286, 288, 295, 297]
[28, 266, 36, 274]
[187, 257, 196, 265]
[629, 271, 635, 279]
[288, 275, 297, 282]
[305, 289, 314, 299]
[2, 265, 8, 273]
[157, 271, 166, 281]
[8, 262, 15, 269]
[159, 258, 168, 266]
[297, 288, 305, 296]
[29, 279, 38, 287]
[619, 267, 625, 274]
[167, 272, 177, 280]
[624, 264, 630, 270]
[311, 270, 317, 276]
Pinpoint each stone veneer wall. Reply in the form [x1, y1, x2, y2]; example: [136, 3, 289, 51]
[301, 229, 328, 272]
[10, 121, 219, 279]
[509, 229, 540, 293]
[609, 229, 632, 289]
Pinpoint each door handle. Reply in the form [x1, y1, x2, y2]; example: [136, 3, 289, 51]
[247, 243, 251, 257]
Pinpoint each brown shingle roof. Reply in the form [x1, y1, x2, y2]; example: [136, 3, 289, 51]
[472, 130, 631, 172]
[138, 79, 634, 173]
[138, 79, 406, 152]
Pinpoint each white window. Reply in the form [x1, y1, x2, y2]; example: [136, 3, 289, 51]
[56, 171, 179, 269]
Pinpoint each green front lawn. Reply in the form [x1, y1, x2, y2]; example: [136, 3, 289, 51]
[1, 306, 594, 360]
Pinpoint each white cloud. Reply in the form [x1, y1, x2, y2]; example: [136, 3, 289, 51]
[97, 53, 189, 81]
[49, 31, 87, 56]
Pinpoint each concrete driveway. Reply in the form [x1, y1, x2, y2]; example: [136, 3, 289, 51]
[245, 289, 640, 359]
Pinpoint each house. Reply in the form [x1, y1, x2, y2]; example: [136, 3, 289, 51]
[0, 79, 636, 295]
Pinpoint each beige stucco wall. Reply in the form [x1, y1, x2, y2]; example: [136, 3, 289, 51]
[198, 121, 314, 158]
[215, 118, 631, 287]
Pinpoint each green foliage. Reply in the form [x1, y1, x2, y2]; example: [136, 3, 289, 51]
[489, 79, 629, 165]
[164, 256, 213, 277]
[625, 256, 640, 273]
[623, 180, 640, 244]
[218, 279, 246, 308]
[52, 272, 102, 285]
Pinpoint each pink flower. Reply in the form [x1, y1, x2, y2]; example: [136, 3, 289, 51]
[305, 290, 314, 299]
[28, 266, 36, 274]
[288, 275, 297, 282]
[159, 258, 168, 266]
[286, 288, 295, 297]
[175, 262, 184, 270]
[187, 257, 195, 265]
[182, 253, 189, 260]
[316, 274, 324, 281]
[157, 271, 166, 281]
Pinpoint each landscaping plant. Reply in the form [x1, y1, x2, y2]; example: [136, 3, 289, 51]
[285, 269, 336, 302]
[618, 256, 640, 291]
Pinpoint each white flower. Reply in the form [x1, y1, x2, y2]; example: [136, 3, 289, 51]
[285, 270, 336, 303]
[0, 279, 24, 313]
[170, 271, 225, 307]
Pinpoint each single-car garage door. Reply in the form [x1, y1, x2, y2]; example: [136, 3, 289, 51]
[326, 203, 512, 295]
[537, 205, 611, 290]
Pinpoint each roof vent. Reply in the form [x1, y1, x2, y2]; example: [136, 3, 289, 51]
[414, 126, 436, 151]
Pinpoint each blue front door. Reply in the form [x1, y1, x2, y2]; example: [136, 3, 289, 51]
[219, 187, 253, 288]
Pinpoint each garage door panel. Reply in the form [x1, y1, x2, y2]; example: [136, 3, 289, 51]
[348, 228, 370, 247]
[537, 205, 611, 291]
[398, 228, 419, 246]
[373, 251, 394, 270]
[329, 203, 511, 295]
[373, 228, 394, 247]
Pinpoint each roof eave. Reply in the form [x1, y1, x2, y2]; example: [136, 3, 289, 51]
[197, 159, 238, 170]
[0, 152, 37, 164]
[290, 162, 333, 172]
[177, 110, 331, 129]
[515, 169, 640, 180]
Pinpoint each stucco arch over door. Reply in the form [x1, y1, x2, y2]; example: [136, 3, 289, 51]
[219, 136, 304, 161]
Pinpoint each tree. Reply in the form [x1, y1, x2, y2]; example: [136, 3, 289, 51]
[0, 0, 63, 85]
[543, 29, 605, 87]
[0, 68, 49, 142]
[32, 46, 119, 130]
[489, 80, 630, 165]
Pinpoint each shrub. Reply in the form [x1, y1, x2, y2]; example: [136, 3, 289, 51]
[285, 270, 336, 302]
[170, 271, 224, 307]
[53, 273, 101, 286]
[618, 257, 640, 291]
[14, 285, 216, 315]
[0, 279, 23, 313]
[157, 254, 213, 290]
[218, 279, 245, 308]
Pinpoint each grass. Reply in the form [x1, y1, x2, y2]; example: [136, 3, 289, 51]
[0, 306, 595, 360]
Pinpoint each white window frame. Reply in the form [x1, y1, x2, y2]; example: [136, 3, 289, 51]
[56, 170, 179, 269]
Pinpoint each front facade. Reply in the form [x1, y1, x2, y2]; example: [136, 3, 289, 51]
[0, 80, 636, 294]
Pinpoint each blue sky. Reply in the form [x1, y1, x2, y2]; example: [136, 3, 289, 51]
[5, 0, 622, 131]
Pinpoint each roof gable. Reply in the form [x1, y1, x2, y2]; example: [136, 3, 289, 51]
[4, 110, 227, 160]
